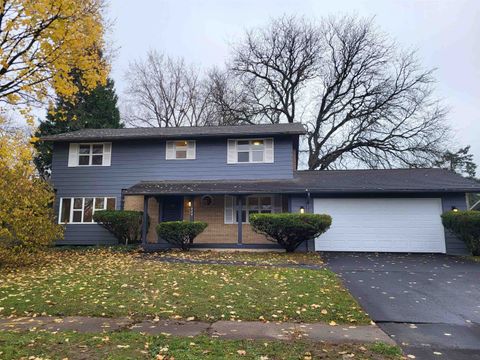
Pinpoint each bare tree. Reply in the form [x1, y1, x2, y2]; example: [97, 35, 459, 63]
[124, 51, 211, 127]
[229, 15, 449, 169]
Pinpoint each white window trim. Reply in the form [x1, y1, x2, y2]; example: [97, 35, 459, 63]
[58, 197, 116, 224]
[224, 195, 275, 224]
[77, 143, 106, 166]
[166, 140, 196, 160]
[227, 138, 274, 164]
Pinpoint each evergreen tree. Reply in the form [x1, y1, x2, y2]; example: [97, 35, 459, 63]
[435, 146, 477, 179]
[34, 78, 123, 177]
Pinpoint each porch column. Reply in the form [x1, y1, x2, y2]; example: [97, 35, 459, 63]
[141, 195, 149, 246]
[236, 195, 244, 244]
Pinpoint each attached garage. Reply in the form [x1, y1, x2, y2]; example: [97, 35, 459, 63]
[313, 197, 446, 253]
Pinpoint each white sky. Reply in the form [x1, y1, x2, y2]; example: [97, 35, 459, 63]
[107, 0, 480, 164]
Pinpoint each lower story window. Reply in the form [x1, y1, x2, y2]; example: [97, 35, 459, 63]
[225, 195, 278, 224]
[59, 197, 116, 224]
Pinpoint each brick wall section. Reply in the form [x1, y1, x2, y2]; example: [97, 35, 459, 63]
[125, 194, 287, 245]
[124, 195, 159, 243]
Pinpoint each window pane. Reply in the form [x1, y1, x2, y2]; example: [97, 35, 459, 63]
[73, 198, 83, 209]
[247, 197, 258, 207]
[175, 140, 188, 147]
[92, 155, 103, 165]
[237, 152, 249, 162]
[252, 151, 264, 162]
[83, 198, 93, 222]
[95, 197, 105, 210]
[176, 150, 187, 159]
[72, 210, 82, 222]
[260, 197, 272, 207]
[106, 198, 116, 210]
[251, 140, 264, 148]
[92, 144, 103, 154]
[237, 141, 249, 151]
[79, 145, 90, 154]
[79, 155, 90, 165]
[60, 198, 71, 223]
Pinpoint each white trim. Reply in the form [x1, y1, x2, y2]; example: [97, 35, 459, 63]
[58, 196, 116, 224]
[226, 138, 274, 164]
[70, 142, 111, 167]
[166, 140, 196, 160]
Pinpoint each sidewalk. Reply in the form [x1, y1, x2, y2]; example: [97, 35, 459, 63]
[0, 316, 395, 345]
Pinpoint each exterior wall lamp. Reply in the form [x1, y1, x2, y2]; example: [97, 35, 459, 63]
[451, 206, 458, 212]
[187, 200, 192, 207]
[299, 206, 305, 214]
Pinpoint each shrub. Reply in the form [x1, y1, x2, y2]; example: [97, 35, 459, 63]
[250, 213, 332, 252]
[93, 210, 144, 245]
[156, 221, 208, 251]
[441, 210, 480, 255]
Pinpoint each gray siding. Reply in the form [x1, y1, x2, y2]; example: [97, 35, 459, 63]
[441, 193, 469, 255]
[52, 136, 294, 245]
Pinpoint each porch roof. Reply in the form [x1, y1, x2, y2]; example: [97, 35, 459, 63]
[124, 168, 480, 196]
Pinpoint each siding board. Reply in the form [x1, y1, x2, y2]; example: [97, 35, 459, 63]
[52, 136, 294, 244]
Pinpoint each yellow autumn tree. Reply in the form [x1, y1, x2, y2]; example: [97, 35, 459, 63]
[0, 117, 63, 250]
[0, 0, 107, 114]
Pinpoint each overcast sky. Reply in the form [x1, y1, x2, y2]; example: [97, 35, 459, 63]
[107, 0, 480, 164]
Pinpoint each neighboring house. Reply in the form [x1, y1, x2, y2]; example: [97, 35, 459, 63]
[42, 123, 480, 255]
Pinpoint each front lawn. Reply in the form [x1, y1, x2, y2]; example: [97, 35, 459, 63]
[0, 248, 368, 324]
[0, 331, 403, 360]
[145, 249, 324, 265]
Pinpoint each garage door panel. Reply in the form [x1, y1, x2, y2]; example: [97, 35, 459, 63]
[314, 198, 445, 253]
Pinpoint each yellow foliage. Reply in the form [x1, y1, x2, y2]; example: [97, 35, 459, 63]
[0, 117, 64, 250]
[0, 0, 107, 109]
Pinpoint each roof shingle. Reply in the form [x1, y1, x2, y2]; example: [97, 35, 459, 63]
[41, 123, 306, 142]
[124, 168, 480, 195]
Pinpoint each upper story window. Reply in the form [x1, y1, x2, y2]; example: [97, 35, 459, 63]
[59, 196, 116, 224]
[166, 140, 196, 160]
[68, 143, 112, 167]
[227, 138, 274, 164]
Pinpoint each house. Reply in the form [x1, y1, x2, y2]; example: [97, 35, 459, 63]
[42, 123, 480, 254]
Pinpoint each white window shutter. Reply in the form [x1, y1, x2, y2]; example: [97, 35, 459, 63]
[227, 139, 237, 164]
[187, 140, 196, 159]
[68, 143, 79, 167]
[102, 143, 112, 166]
[264, 138, 274, 163]
[166, 141, 175, 160]
[224, 195, 234, 224]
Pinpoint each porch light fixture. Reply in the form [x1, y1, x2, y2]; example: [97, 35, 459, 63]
[451, 206, 458, 212]
[187, 200, 192, 207]
[299, 206, 305, 214]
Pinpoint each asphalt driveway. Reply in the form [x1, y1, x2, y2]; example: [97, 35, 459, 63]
[323, 253, 480, 360]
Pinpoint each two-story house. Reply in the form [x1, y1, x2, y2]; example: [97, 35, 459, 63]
[43, 123, 480, 254]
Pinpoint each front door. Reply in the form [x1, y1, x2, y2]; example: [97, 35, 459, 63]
[161, 196, 184, 222]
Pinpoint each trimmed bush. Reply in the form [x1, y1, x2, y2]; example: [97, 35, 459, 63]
[156, 221, 208, 251]
[93, 210, 144, 245]
[250, 213, 332, 252]
[441, 210, 480, 255]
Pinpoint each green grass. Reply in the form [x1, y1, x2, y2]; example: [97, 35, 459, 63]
[0, 248, 368, 324]
[0, 331, 404, 360]
[147, 249, 325, 266]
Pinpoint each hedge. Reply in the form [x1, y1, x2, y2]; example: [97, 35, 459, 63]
[441, 210, 480, 256]
[93, 210, 144, 245]
[249, 213, 332, 252]
[156, 221, 208, 251]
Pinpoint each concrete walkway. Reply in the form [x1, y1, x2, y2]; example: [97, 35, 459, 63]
[0, 316, 394, 345]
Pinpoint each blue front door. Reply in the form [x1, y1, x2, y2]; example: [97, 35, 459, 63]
[161, 196, 184, 222]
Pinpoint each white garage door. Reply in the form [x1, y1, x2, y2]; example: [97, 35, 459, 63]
[314, 198, 446, 253]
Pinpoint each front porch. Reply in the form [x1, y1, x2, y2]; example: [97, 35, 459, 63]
[123, 193, 290, 250]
